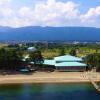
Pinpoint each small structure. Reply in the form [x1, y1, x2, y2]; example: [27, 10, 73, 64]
[43, 55, 87, 72]
[27, 47, 37, 52]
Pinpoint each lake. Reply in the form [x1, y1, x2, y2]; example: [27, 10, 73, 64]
[0, 83, 100, 100]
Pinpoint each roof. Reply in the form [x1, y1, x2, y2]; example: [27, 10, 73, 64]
[26, 54, 86, 68]
[27, 47, 37, 52]
[55, 62, 87, 67]
[43, 60, 55, 65]
[20, 69, 29, 72]
[54, 55, 82, 61]
[43, 59, 86, 67]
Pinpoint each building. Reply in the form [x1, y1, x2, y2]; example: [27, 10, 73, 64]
[27, 47, 37, 52]
[43, 55, 87, 72]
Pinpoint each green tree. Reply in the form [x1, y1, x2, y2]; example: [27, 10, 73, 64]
[0, 48, 23, 70]
[59, 47, 65, 56]
[29, 50, 44, 67]
[69, 48, 77, 56]
[85, 53, 100, 72]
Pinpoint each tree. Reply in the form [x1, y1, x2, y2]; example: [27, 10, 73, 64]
[0, 48, 23, 70]
[59, 47, 65, 56]
[69, 48, 77, 56]
[85, 53, 100, 72]
[29, 50, 44, 67]
[84, 54, 95, 70]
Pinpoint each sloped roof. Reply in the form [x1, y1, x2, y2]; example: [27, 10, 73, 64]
[43, 59, 86, 67]
[27, 47, 37, 52]
[29, 55, 86, 67]
[43, 60, 55, 65]
[54, 55, 82, 61]
[55, 62, 86, 67]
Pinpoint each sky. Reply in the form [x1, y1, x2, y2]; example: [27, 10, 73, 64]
[0, 0, 100, 28]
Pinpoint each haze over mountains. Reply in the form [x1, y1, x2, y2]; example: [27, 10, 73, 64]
[0, 26, 100, 42]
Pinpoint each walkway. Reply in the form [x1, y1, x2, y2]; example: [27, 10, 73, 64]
[87, 71, 100, 92]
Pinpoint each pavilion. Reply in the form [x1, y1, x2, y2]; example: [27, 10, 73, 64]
[43, 55, 87, 71]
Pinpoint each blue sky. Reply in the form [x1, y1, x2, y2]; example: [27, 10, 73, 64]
[0, 0, 100, 27]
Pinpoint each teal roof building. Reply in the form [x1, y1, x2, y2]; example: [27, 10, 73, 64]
[43, 55, 87, 71]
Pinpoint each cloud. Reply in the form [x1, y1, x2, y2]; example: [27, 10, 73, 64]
[80, 6, 100, 26]
[0, 0, 100, 28]
[18, 0, 80, 27]
[19, 7, 33, 17]
[0, 0, 14, 17]
[37, 0, 79, 26]
[0, 0, 11, 6]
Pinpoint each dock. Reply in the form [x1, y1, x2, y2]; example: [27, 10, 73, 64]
[87, 72, 100, 92]
[91, 80, 100, 92]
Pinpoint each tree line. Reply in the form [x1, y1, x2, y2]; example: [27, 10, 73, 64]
[0, 47, 44, 71]
[0, 46, 100, 72]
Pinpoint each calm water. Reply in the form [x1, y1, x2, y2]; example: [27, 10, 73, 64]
[0, 83, 100, 100]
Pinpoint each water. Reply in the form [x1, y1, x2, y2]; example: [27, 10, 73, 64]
[0, 83, 100, 100]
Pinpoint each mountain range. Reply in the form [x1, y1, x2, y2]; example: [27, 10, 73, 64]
[0, 26, 100, 42]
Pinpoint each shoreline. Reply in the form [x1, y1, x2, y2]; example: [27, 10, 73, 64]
[0, 72, 100, 84]
[0, 79, 100, 85]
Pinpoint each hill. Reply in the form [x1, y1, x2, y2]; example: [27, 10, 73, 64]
[0, 26, 100, 41]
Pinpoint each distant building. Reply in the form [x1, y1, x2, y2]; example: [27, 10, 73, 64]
[43, 55, 86, 72]
[27, 47, 37, 52]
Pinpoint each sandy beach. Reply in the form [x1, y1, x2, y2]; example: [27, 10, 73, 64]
[0, 72, 100, 84]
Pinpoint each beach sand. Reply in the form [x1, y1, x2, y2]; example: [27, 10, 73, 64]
[0, 72, 100, 84]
